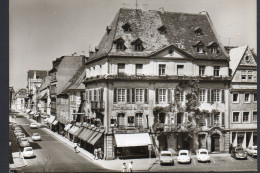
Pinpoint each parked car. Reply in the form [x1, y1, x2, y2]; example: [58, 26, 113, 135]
[231, 146, 247, 159]
[22, 147, 35, 158]
[14, 127, 21, 131]
[16, 132, 25, 138]
[197, 149, 210, 163]
[17, 136, 24, 143]
[32, 133, 41, 141]
[30, 123, 38, 129]
[14, 130, 22, 135]
[246, 146, 257, 158]
[177, 150, 191, 164]
[159, 151, 174, 165]
[19, 138, 30, 147]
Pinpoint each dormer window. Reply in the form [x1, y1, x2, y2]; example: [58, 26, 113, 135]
[122, 23, 132, 32]
[207, 42, 218, 54]
[194, 27, 203, 36]
[158, 25, 167, 34]
[113, 37, 126, 51]
[95, 46, 99, 52]
[131, 38, 144, 51]
[194, 41, 204, 53]
[106, 25, 111, 34]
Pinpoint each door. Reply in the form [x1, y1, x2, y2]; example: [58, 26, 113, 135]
[211, 134, 220, 152]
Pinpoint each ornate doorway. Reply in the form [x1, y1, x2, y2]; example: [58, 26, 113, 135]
[211, 133, 220, 152]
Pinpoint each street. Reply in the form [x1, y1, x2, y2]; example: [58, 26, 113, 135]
[10, 112, 111, 172]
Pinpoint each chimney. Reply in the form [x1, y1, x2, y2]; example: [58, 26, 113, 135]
[95, 46, 99, 52]
[106, 26, 111, 34]
[89, 51, 94, 57]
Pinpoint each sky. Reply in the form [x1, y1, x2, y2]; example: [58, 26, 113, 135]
[9, 0, 257, 91]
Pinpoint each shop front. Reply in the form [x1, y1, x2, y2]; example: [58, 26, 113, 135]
[64, 123, 72, 138]
[114, 133, 152, 159]
[68, 125, 80, 141]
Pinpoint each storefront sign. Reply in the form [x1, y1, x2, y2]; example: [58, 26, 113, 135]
[112, 104, 149, 111]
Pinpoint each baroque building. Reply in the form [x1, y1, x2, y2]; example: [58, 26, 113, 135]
[83, 8, 232, 159]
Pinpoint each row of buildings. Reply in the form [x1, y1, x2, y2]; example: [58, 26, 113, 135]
[11, 8, 257, 160]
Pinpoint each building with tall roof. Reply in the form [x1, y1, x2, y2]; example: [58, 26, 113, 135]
[83, 8, 232, 159]
[14, 88, 28, 111]
[228, 46, 257, 148]
[27, 70, 48, 112]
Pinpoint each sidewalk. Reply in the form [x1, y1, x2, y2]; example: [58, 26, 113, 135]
[21, 111, 157, 171]
[9, 151, 27, 169]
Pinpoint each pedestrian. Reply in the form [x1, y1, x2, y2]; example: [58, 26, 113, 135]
[128, 161, 133, 172]
[98, 148, 103, 159]
[74, 143, 78, 153]
[94, 148, 98, 160]
[121, 162, 127, 172]
[229, 143, 233, 153]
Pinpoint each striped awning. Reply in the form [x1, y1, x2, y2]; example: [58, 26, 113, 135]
[47, 116, 55, 124]
[68, 126, 79, 135]
[90, 133, 103, 145]
[73, 127, 85, 137]
[52, 120, 58, 125]
[64, 124, 72, 131]
[78, 128, 95, 141]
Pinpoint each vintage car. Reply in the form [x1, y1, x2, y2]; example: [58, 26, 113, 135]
[22, 147, 35, 158]
[30, 123, 38, 129]
[177, 150, 191, 164]
[19, 138, 30, 147]
[231, 146, 247, 159]
[246, 146, 257, 158]
[197, 149, 210, 163]
[159, 151, 174, 165]
[32, 133, 41, 141]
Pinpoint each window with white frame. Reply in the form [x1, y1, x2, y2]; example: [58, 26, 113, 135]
[197, 45, 203, 53]
[241, 75, 246, 81]
[211, 47, 217, 54]
[117, 89, 126, 103]
[213, 66, 220, 77]
[199, 66, 205, 76]
[177, 65, 184, 76]
[118, 63, 125, 74]
[159, 89, 167, 103]
[159, 64, 166, 76]
[254, 93, 257, 102]
[214, 112, 220, 124]
[242, 112, 249, 122]
[135, 88, 144, 103]
[244, 93, 250, 103]
[135, 113, 143, 127]
[199, 89, 206, 102]
[233, 93, 239, 103]
[93, 89, 97, 101]
[213, 89, 220, 102]
[232, 112, 240, 123]
[110, 117, 117, 127]
[136, 64, 143, 75]
[248, 75, 253, 81]
[117, 113, 125, 126]
[253, 111, 257, 122]
[127, 116, 135, 127]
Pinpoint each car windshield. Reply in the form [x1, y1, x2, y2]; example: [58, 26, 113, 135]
[161, 153, 171, 156]
[236, 148, 243, 151]
[180, 153, 187, 155]
[199, 151, 208, 154]
[33, 133, 40, 136]
[25, 148, 32, 151]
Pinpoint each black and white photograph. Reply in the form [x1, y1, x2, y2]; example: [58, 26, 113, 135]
[9, 0, 257, 172]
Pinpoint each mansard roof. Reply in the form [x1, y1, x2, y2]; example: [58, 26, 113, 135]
[88, 8, 229, 62]
[27, 70, 48, 79]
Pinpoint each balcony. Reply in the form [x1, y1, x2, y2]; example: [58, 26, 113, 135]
[91, 101, 104, 111]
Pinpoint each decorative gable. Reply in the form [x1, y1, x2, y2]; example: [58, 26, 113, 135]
[240, 49, 257, 66]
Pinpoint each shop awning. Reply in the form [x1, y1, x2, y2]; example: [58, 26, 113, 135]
[114, 133, 152, 147]
[47, 116, 55, 124]
[89, 130, 104, 145]
[52, 120, 58, 125]
[78, 128, 95, 141]
[87, 131, 99, 143]
[30, 111, 35, 115]
[73, 127, 85, 137]
[25, 109, 31, 113]
[64, 124, 72, 131]
[68, 126, 80, 135]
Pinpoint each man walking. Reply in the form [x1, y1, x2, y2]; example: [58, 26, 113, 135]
[121, 162, 127, 172]
[128, 161, 133, 172]
[74, 143, 78, 153]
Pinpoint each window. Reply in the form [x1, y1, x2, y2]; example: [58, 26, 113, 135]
[252, 111, 257, 122]
[135, 113, 143, 127]
[122, 23, 131, 32]
[211, 47, 217, 54]
[136, 64, 143, 75]
[233, 112, 240, 123]
[197, 45, 203, 53]
[213, 89, 220, 102]
[168, 49, 173, 55]
[117, 113, 125, 126]
[177, 65, 184, 76]
[241, 75, 246, 81]
[244, 93, 250, 103]
[134, 44, 143, 51]
[94, 89, 97, 101]
[248, 75, 253, 81]
[158, 25, 167, 34]
[242, 112, 249, 122]
[199, 89, 206, 102]
[233, 93, 239, 103]
[117, 89, 126, 103]
[116, 42, 125, 51]
[159, 113, 165, 123]
[179, 91, 184, 102]
[110, 117, 117, 127]
[127, 116, 135, 127]
[214, 112, 220, 124]
[159, 89, 167, 103]
[214, 66, 220, 77]
[245, 56, 250, 62]
[254, 93, 257, 102]
[135, 89, 144, 103]
[118, 63, 125, 74]
[199, 66, 205, 76]
[159, 64, 166, 76]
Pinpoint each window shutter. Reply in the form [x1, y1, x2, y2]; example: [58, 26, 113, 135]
[222, 112, 225, 126]
[156, 89, 159, 104]
[98, 89, 101, 101]
[211, 113, 214, 126]
[132, 88, 135, 103]
[100, 88, 103, 102]
[127, 89, 131, 103]
[168, 89, 172, 103]
[222, 89, 225, 103]
[89, 90, 92, 102]
[207, 89, 210, 103]
[113, 88, 117, 103]
[144, 89, 148, 104]
[211, 89, 214, 103]
[86, 90, 89, 103]
[183, 112, 188, 123]
[172, 89, 175, 102]
[82, 91, 86, 101]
